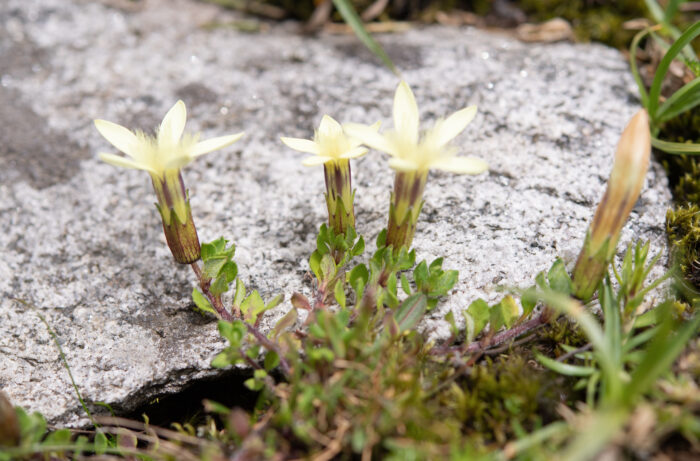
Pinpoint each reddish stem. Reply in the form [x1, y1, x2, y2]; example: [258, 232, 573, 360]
[191, 263, 233, 321]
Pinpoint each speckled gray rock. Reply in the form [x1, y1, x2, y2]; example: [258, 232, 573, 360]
[0, 0, 671, 426]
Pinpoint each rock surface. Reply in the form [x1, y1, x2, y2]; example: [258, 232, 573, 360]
[0, 0, 670, 426]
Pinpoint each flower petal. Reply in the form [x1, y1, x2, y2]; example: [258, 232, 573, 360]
[302, 155, 333, 166]
[192, 132, 245, 157]
[340, 146, 368, 159]
[431, 105, 477, 148]
[345, 121, 380, 148]
[99, 152, 157, 174]
[164, 155, 193, 170]
[343, 123, 395, 155]
[158, 100, 187, 147]
[318, 115, 343, 139]
[431, 156, 488, 175]
[393, 81, 419, 145]
[94, 119, 140, 158]
[280, 137, 320, 154]
[388, 157, 419, 172]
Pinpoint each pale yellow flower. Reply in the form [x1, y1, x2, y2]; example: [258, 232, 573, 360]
[345, 81, 487, 175]
[280, 115, 372, 166]
[95, 100, 244, 225]
[96, 100, 244, 176]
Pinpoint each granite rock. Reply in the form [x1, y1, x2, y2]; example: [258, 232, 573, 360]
[0, 0, 670, 426]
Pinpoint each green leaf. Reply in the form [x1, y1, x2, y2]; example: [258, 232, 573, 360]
[534, 271, 547, 290]
[211, 351, 234, 368]
[651, 136, 700, 154]
[547, 258, 572, 294]
[316, 224, 330, 255]
[309, 251, 322, 281]
[192, 287, 216, 315]
[376, 228, 387, 249]
[320, 253, 336, 280]
[244, 372, 266, 391]
[241, 290, 266, 322]
[220, 261, 238, 283]
[445, 311, 458, 337]
[218, 320, 245, 345]
[334, 280, 346, 309]
[266, 294, 284, 310]
[200, 240, 217, 261]
[490, 296, 520, 331]
[352, 235, 365, 257]
[630, 27, 652, 107]
[233, 278, 246, 308]
[349, 264, 369, 292]
[273, 308, 298, 338]
[94, 431, 109, 455]
[17, 408, 46, 444]
[210, 275, 230, 297]
[400, 273, 411, 295]
[386, 272, 397, 297]
[429, 257, 444, 271]
[308, 347, 335, 363]
[393, 293, 427, 333]
[649, 21, 700, 118]
[536, 353, 596, 377]
[466, 299, 490, 336]
[430, 270, 458, 297]
[657, 77, 700, 122]
[201, 238, 236, 279]
[44, 428, 72, 445]
[521, 288, 537, 317]
[264, 351, 280, 371]
[413, 260, 429, 287]
[202, 399, 230, 415]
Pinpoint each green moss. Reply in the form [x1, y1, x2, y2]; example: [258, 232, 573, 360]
[447, 354, 571, 445]
[666, 204, 700, 280]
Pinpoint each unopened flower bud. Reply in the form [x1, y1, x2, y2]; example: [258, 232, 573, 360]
[572, 110, 651, 301]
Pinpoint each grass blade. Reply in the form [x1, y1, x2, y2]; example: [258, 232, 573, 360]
[629, 27, 655, 108]
[332, 0, 399, 75]
[536, 353, 596, 377]
[648, 20, 700, 118]
[651, 136, 700, 154]
[657, 76, 700, 122]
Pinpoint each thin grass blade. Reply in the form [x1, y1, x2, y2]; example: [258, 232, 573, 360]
[332, 0, 399, 75]
[648, 20, 700, 118]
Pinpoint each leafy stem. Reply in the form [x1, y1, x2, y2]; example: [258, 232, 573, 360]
[190, 262, 234, 321]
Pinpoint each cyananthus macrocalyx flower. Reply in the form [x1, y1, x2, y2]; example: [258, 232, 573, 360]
[281, 115, 375, 236]
[345, 81, 487, 251]
[95, 100, 244, 264]
[572, 110, 651, 301]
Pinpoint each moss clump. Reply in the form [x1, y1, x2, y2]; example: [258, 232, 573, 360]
[667, 204, 700, 282]
[447, 354, 571, 445]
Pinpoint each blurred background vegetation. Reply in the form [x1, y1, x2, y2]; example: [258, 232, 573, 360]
[202, 0, 700, 49]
